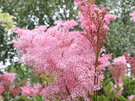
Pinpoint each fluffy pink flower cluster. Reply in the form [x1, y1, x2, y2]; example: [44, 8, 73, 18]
[74, 0, 116, 53]
[128, 95, 135, 101]
[0, 72, 16, 88]
[130, 11, 135, 22]
[11, 0, 115, 100]
[109, 56, 126, 83]
[12, 20, 111, 100]
[74, 1, 115, 99]
[0, 72, 17, 97]
[12, 20, 96, 100]
[108, 56, 127, 96]
[98, 54, 111, 71]
[21, 82, 42, 97]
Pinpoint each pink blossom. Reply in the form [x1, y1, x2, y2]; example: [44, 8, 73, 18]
[104, 14, 116, 24]
[10, 88, 20, 97]
[20, 82, 42, 97]
[98, 54, 111, 71]
[130, 11, 135, 22]
[76, 1, 116, 54]
[128, 95, 134, 101]
[12, 20, 97, 100]
[0, 72, 16, 88]
[0, 87, 4, 95]
[113, 56, 127, 67]
[109, 56, 126, 83]
[75, 1, 115, 99]
[110, 82, 124, 95]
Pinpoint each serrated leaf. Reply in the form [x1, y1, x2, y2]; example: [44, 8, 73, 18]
[117, 95, 128, 101]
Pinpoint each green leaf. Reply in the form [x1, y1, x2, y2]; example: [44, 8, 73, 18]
[0, 9, 15, 31]
[98, 95, 104, 101]
[45, 70, 49, 75]
[89, 94, 94, 101]
[117, 95, 128, 101]
[98, 95, 110, 101]
[132, 99, 135, 101]
[33, 95, 43, 101]
[109, 90, 115, 99]
[104, 83, 112, 94]
[48, 74, 54, 83]
[20, 96, 32, 101]
[115, 84, 121, 93]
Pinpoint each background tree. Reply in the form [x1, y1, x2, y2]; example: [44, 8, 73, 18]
[0, 9, 15, 73]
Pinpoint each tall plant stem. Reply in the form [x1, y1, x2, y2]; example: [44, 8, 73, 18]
[93, 23, 101, 101]
[94, 51, 99, 101]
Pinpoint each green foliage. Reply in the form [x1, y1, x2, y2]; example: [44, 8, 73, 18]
[104, 83, 112, 95]
[97, 95, 110, 101]
[33, 95, 44, 101]
[90, 93, 112, 101]
[104, 0, 135, 57]
[5, 63, 42, 84]
[0, 0, 78, 28]
[0, 94, 44, 101]
[98, 80, 131, 101]
[122, 77, 135, 97]
[0, 9, 15, 31]
[90, 82, 116, 101]
[0, 9, 16, 65]
[117, 95, 128, 101]
[103, 83, 115, 100]
[89, 94, 94, 101]
[40, 70, 54, 85]
[20, 95, 44, 101]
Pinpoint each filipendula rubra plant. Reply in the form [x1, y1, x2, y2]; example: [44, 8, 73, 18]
[109, 56, 127, 83]
[0, 72, 16, 100]
[0, 73, 26, 100]
[12, 20, 97, 101]
[11, 1, 115, 101]
[74, 0, 116, 100]
[105, 56, 126, 101]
